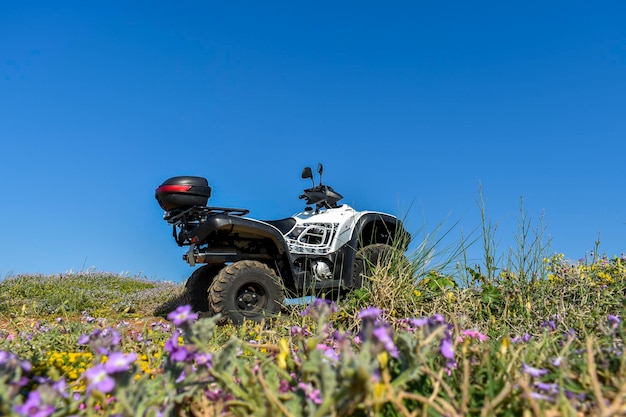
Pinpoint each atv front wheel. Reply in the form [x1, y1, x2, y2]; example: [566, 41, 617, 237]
[208, 260, 284, 324]
[352, 244, 406, 288]
[182, 264, 225, 313]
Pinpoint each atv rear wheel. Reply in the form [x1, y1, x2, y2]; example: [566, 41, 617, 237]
[208, 260, 284, 324]
[182, 264, 225, 312]
[352, 244, 405, 288]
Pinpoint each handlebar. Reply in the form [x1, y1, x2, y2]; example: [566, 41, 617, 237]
[299, 185, 343, 208]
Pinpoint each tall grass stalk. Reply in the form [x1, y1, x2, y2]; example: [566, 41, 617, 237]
[507, 196, 551, 285]
[477, 184, 500, 284]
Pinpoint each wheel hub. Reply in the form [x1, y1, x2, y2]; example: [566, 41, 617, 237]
[236, 287, 264, 312]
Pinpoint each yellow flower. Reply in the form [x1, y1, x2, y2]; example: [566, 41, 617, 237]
[276, 338, 290, 370]
[500, 337, 510, 356]
[373, 382, 386, 399]
[377, 351, 389, 368]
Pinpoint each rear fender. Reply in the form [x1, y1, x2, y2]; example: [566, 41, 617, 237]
[189, 215, 297, 289]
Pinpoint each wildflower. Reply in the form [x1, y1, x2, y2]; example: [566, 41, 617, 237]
[104, 352, 137, 373]
[521, 362, 548, 378]
[316, 343, 340, 361]
[440, 336, 454, 360]
[81, 311, 96, 323]
[164, 330, 194, 362]
[84, 364, 115, 393]
[608, 314, 621, 329]
[168, 305, 198, 327]
[372, 325, 399, 358]
[357, 307, 382, 320]
[407, 317, 429, 328]
[552, 356, 563, 367]
[195, 352, 213, 368]
[301, 298, 337, 319]
[278, 379, 291, 394]
[52, 378, 69, 398]
[276, 338, 290, 369]
[101, 327, 121, 344]
[13, 390, 55, 417]
[405, 314, 446, 332]
[290, 325, 311, 337]
[534, 381, 559, 395]
[298, 382, 322, 405]
[529, 391, 554, 402]
[511, 333, 531, 343]
[459, 329, 488, 342]
[0, 350, 31, 372]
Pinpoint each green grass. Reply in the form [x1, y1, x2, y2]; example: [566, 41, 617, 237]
[0, 272, 181, 318]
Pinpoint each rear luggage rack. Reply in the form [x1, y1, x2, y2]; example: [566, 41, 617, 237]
[164, 206, 250, 246]
[163, 206, 250, 224]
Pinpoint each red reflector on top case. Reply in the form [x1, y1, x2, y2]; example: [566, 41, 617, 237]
[156, 185, 192, 193]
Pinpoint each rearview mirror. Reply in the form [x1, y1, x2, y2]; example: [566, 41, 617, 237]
[301, 167, 313, 180]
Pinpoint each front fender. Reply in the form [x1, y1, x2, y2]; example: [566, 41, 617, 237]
[337, 212, 410, 287]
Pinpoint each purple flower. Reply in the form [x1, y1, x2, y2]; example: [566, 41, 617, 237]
[511, 333, 532, 343]
[168, 305, 198, 327]
[101, 328, 122, 346]
[77, 334, 90, 345]
[164, 330, 194, 362]
[152, 322, 172, 332]
[316, 343, 340, 361]
[84, 364, 115, 393]
[278, 379, 291, 394]
[357, 307, 383, 321]
[290, 325, 311, 337]
[534, 381, 559, 395]
[301, 299, 337, 319]
[608, 315, 621, 329]
[81, 311, 96, 323]
[0, 350, 10, 365]
[0, 351, 33, 373]
[195, 352, 213, 368]
[405, 314, 447, 332]
[372, 325, 399, 358]
[522, 362, 548, 378]
[541, 320, 556, 331]
[529, 391, 554, 402]
[440, 336, 454, 360]
[552, 356, 563, 367]
[407, 317, 429, 328]
[53, 378, 69, 398]
[104, 352, 137, 373]
[298, 382, 322, 405]
[13, 391, 55, 417]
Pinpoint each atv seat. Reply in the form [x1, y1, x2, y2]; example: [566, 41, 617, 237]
[264, 218, 296, 235]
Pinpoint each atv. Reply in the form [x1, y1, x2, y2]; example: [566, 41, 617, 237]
[155, 164, 410, 324]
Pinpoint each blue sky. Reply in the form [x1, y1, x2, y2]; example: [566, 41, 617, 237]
[2, 2, 624, 282]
